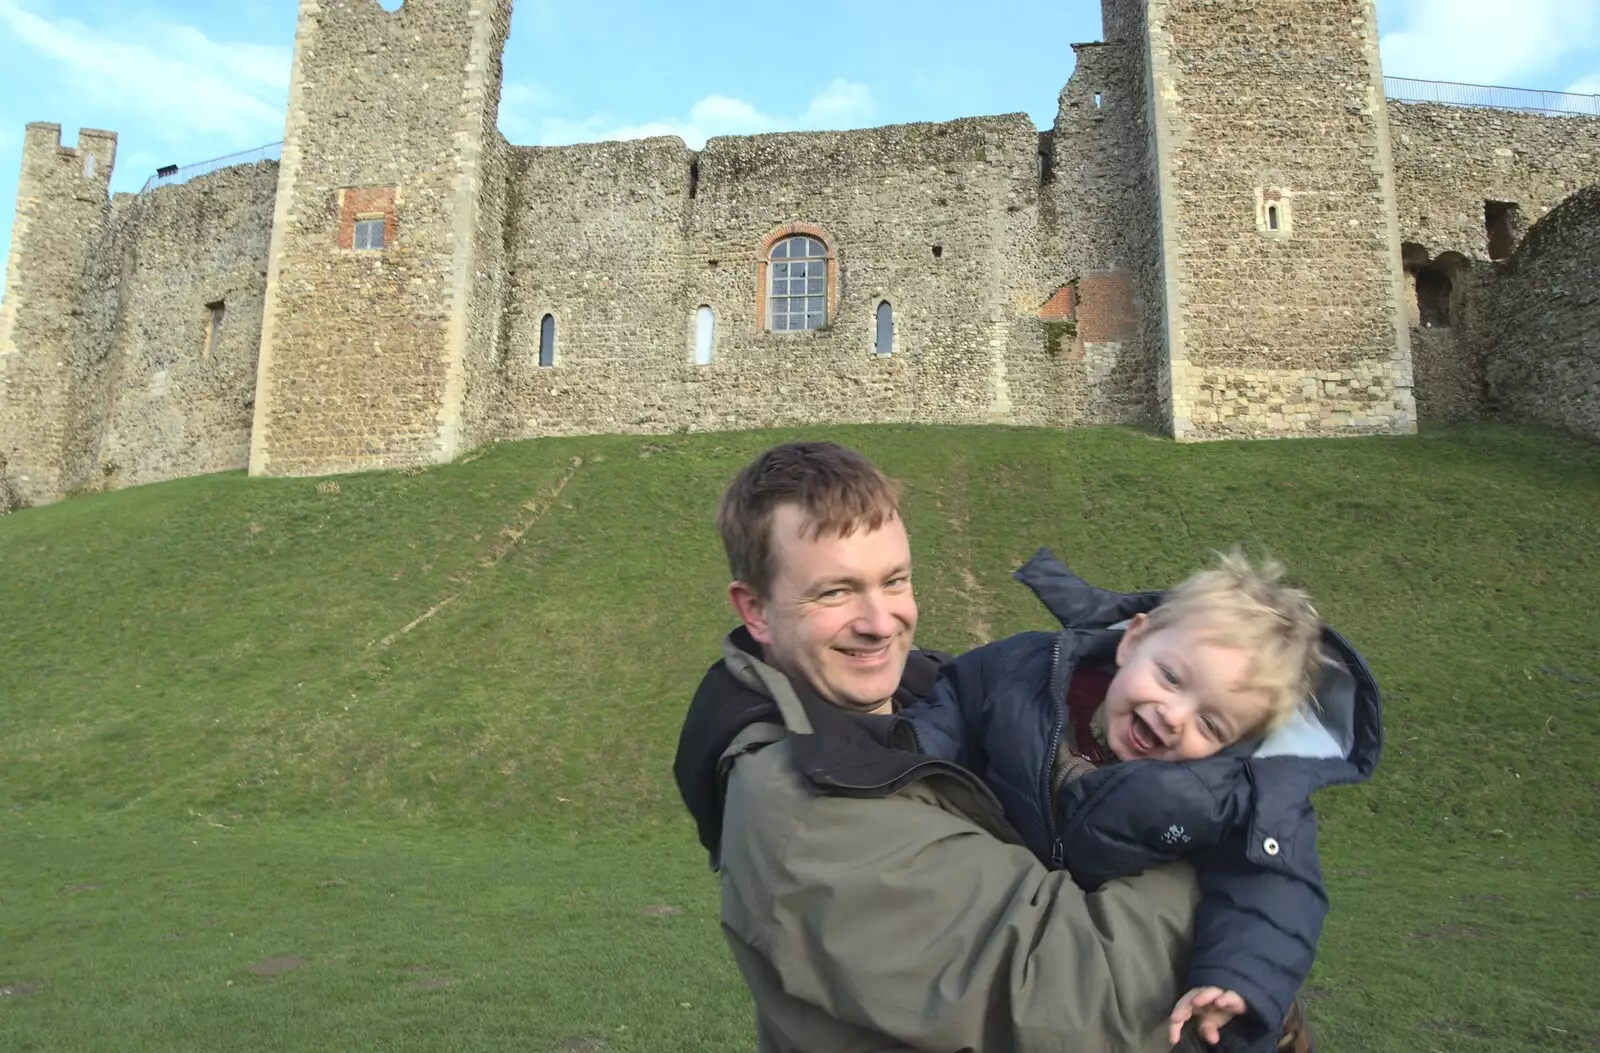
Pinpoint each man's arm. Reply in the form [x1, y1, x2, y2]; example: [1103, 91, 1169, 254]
[718, 738, 1199, 1053]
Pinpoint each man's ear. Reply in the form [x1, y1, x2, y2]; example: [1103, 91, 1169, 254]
[728, 581, 774, 646]
[1115, 612, 1150, 666]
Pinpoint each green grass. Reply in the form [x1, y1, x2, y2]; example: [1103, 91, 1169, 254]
[2, 422, 1598, 1051]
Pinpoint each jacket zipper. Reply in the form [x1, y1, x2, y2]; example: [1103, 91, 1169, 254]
[1043, 634, 1068, 868]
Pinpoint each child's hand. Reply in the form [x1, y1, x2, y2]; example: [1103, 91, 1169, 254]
[1168, 986, 1248, 1046]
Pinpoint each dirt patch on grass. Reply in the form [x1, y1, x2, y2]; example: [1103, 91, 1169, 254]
[1407, 924, 1490, 941]
[63, 883, 104, 895]
[640, 905, 682, 917]
[414, 977, 457, 990]
[1423, 1019, 1490, 1039]
[1462, 893, 1507, 904]
[249, 955, 307, 978]
[557, 1039, 607, 1052]
[0, 980, 45, 998]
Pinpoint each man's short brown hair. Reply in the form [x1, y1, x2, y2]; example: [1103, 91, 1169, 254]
[716, 442, 902, 598]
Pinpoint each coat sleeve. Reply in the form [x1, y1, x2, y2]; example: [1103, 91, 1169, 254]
[1185, 807, 1329, 1042]
[1056, 758, 1251, 889]
[718, 738, 1201, 1053]
[1056, 760, 1327, 1042]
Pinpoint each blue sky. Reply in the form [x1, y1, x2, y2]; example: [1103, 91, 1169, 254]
[2, 0, 1598, 289]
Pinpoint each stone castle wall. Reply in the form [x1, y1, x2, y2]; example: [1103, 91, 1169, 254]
[1047, 36, 1163, 424]
[55, 163, 278, 493]
[1475, 185, 1600, 440]
[1140, 0, 1415, 440]
[0, 124, 117, 506]
[492, 115, 1097, 439]
[6, 0, 1600, 506]
[1390, 103, 1600, 258]
[249, 0, 514, 478]
[1386, 103, 1600, 421]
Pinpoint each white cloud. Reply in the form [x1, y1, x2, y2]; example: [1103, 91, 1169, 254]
[512, 78, 878, 149]
[1378, 0, 1600, 87]
[0, 0, 290, 148]
[1566, 74, 1600, 97]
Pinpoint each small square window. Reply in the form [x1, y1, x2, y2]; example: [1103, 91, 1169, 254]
[354, 217, 385, 251]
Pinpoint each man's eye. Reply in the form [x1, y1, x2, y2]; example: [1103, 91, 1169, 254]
[886, 576, 911, 590]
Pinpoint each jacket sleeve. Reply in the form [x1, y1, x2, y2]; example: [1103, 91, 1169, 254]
[1185, 807, 1329, 1043]
[718, 737, 1200, 1053]
[1056, 761, 1327, 1041]
[1056, 757, 1252, 890]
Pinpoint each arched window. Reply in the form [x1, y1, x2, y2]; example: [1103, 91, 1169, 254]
[768, 235, 828, 331]
[694, 306, 715, 365]
[538, 314, 556, 367]
[874, 301, 893, 357]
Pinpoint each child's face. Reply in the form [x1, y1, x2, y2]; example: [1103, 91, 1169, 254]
[1102, 613, 1274, 762]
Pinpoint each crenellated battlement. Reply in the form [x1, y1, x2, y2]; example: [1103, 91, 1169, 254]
[0, 123, 120, 506]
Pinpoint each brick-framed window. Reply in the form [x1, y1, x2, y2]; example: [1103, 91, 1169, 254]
[756, 223, 837, 332]
[337, 186, 397, 251]
[353, 216, 385, 251]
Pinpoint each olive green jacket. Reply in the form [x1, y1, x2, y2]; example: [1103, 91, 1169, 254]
[686, 633, 1201, 1052]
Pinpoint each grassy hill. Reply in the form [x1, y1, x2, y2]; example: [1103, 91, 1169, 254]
[2, 423, 1597, 1051]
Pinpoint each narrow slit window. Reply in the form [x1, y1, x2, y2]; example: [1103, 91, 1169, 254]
[83, 153, 95, 179]
[1267, 205, 1280, 231]
[1093, 92, 1103, 109]
[538, 313, 556, 367]
[874, 301, 893, 357]
[353, 215, 386, 251]
[694, 306, 715, 365]
[203, 301, 225, 359]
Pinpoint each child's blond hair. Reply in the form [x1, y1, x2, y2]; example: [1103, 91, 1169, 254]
[1146, 548, 1324, 733]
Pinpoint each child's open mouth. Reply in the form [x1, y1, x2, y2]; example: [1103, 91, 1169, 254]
[1128, 712, 1164, 755]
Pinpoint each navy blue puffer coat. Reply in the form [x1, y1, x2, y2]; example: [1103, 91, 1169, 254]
[898, 549, 1384, 1044]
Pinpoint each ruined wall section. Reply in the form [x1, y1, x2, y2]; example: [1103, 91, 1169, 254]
[251, 0, 512, 478]
[57, 163, 278, 494]
[0, 124, 117, 505]
[497, 115, 1078, 437]
[1387, 105, 1600, 423]
[1140, 0, 1415, 439]
[1050, 34, 1162, 424]
[1389, 103, 1600, 259]
[1476, 185, 1600, 440]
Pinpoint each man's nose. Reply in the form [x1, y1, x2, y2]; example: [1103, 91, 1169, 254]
[853, 591, 899, 637]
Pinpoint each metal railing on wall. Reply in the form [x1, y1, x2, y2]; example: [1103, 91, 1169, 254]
[1385, 76, 1600, 118]
[139, 141, 283, 194]
[132, 77, 1596, 193]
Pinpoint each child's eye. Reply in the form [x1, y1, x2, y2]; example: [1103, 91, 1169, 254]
[1159, 663, 1180, 687]
[1201, 715, 1223, 738]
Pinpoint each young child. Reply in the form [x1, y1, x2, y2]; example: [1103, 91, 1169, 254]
[899, 548, 1383, 1051]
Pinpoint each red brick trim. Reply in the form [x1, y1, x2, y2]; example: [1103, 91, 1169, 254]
[756, 222, 837, 331]
[337, 186, 398, 251]
[1039, 283, 1078, 320]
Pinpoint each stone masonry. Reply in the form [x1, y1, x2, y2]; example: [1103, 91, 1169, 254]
[2, 0, 1598, 504]
[1474, 185, 1600, 440]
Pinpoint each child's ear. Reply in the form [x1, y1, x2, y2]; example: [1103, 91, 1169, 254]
[1116, 612, 1150, 666]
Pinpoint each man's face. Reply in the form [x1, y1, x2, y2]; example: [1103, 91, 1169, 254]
[1102, 614, 1273, 762]
[732, 504, 917, 714]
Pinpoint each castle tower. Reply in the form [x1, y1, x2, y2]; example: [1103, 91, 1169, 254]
[0, 124, 117, 505]
[249, 0, 512, 477]
[1118, 0, 1416, 439]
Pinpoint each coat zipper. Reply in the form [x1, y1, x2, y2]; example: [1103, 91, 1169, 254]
[1043, 634, 1068, 868]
